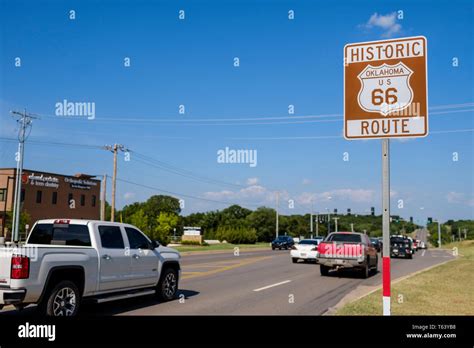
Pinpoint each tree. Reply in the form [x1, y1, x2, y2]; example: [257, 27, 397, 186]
[129, 208, 151, 235]
[153, 212, 179, 245]
[4, 210, 31, 241]
[246, 207, 276, 242]
[144, 195, 181, 217]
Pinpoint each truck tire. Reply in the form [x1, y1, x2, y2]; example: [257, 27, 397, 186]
[407, 253, 413, 259]
[370, 255, 378, 275]
[41, 280, 81, 317]
[320, 265, 329, 276]
[360, 262, 369, 279]
[292, 258, 298, 263]
[157, 267, 179, 301]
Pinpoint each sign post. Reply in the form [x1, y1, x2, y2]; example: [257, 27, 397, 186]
[344, 36, 428, 316]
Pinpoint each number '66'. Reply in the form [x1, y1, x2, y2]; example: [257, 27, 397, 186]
[372, 88, 398, 105]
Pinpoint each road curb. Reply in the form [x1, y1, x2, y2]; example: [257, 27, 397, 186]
[324, 252, 457, 315]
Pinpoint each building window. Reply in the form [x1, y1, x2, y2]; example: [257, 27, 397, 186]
[0, 189, 6, 202]
[21, 189, 25, 202]
[80, 194, 85, 206]
[92, 195, 96, 207]
[68, 193, 73, 205]
[52, 191, 58, 205]
[36, 190, 42, 204]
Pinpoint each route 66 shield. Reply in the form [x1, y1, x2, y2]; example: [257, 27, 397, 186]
[357, 62, 414, 116]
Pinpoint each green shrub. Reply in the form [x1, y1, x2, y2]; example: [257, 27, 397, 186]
[216, 226, 257, 244]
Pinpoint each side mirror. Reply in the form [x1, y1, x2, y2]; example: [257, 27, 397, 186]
[151, 240, 160, 249]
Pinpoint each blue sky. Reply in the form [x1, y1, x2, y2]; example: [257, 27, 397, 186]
[1, 0, 473, 224]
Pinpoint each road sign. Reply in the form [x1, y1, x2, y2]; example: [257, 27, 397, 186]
[344, 36, 428, 139]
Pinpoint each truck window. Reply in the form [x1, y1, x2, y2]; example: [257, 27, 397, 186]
[125, 227, 151, 249]
[28, 223, 91, 246]
[327, 233, 362, 243]
[98, 226, 125, 249]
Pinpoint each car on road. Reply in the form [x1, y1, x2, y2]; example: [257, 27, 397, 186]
[316, 232, 378, 278]
[290, 239, 322, 263]
[271, 236, 294, 250]
[418, 241, 427, 249]
[390, 236, 413, 259]
[0, 219, 181, 316]
[407, 237, 417, 253]
[370, 237, 382, 253]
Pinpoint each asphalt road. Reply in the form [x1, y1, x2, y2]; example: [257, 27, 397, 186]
[0, 246, 453, 316]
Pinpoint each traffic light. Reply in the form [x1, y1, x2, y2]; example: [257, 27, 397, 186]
[410, 216, 413, 223]
[428, 217, 433, 224]
[334, 208, 338, 215]
[371, 207, 375, 216]
[347, 208, 351, 215]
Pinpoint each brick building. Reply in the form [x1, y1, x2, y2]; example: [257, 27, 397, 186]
[0, 168, 101, 238]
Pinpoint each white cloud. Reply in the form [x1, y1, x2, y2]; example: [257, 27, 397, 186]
[302, 178, 312, 185]
[123, 192, 135, 200]
[446, 191, 465, 204]
[297, 188, 375, 205]
[446, 191, 474, 207]
[246, 177, 259, 186]
[363, 12, 402, 38]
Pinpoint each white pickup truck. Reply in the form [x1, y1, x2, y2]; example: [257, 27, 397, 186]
[0, 219, 181, 316]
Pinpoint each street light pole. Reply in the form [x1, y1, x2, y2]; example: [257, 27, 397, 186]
[275, 191, 279, 238]
[437, 220, 441, 248]
[333, 217, 339, 233]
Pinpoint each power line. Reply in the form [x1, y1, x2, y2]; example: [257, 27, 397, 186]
[12, 102, 474, 126]
[112, 175, 264, 208]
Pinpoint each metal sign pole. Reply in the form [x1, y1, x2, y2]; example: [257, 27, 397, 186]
[382, 138, 391, 316]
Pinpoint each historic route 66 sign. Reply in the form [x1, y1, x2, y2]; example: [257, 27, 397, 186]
[344, 36, 428, 139]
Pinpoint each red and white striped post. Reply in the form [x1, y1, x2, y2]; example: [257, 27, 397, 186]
[382, 139, 391, 315]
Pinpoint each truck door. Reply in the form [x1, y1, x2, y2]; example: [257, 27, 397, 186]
[124, 227, 159, 288]
[97, 225, 131, 291]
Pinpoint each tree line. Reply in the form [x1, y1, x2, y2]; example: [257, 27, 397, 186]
[113, 194, 422, 245]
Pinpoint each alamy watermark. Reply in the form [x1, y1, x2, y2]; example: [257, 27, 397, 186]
[55, 99, 95, 120]
[217, 147, 257, 167]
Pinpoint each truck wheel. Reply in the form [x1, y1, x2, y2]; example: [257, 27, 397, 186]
[157, 268, 178, 301]
[370, 255, 378, 275]
[292, 258, 298, 263]
[320, 265, 329, 276]
[42, 280, 80, 317]
[407, 253, 413, 259]
[360, 263, 369, 279]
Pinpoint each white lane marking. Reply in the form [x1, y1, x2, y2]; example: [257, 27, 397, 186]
[253, 280, 291, 292]
[422, 250, 426, 257]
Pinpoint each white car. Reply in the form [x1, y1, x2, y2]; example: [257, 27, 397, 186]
[291, 238, 322, 263]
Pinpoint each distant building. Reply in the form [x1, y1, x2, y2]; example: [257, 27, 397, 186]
[0, 168, 101, 238]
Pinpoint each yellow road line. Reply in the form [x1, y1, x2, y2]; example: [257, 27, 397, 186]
[181, 256, 273, 280]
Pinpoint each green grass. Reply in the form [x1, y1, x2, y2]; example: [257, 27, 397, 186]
[174, 242, 269, 253]
[337, 240, 474, 315]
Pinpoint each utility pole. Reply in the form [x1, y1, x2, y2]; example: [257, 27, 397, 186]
[333, 217, 339, 232]
[275, 191, 279, 238]
[10, 109, 38, 243]
[310, 200, 313, 235]
[103, 144, 127, 222]
[351, 223, 354, 232]
[100, 174, 107, 220]
[316, 213, 319, 237]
